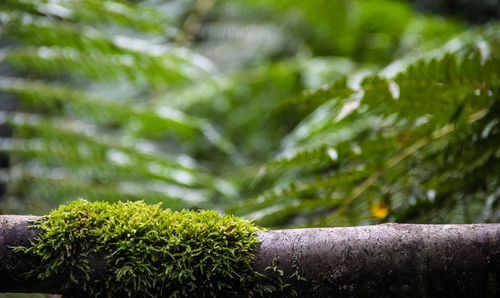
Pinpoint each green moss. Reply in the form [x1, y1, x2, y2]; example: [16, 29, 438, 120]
[17, 199, 267, 297]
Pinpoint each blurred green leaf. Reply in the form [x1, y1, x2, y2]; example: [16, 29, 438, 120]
[0, 0, 499, 230]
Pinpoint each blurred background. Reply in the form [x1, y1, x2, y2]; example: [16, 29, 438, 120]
[0, 0, 499, 235]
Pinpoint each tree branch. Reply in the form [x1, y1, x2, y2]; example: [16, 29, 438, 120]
[1, 215, 500, 296]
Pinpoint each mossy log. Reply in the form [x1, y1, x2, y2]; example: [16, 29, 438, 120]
[1, 215, 500, 297]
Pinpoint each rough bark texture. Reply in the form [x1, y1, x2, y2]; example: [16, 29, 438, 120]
[0, 215, 59, 293]
[1, 216, 500, 297]
[255, 224, 500, 297]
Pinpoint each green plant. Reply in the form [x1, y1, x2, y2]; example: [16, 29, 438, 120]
[0, 0, 499, 229]
[15, 199, 262, 297]
[231, 31, 500, 227]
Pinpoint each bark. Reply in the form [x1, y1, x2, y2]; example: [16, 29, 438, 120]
[255, 224, 500, 297]
[0, 215, 60, 293]
[1, 216, 500, 297]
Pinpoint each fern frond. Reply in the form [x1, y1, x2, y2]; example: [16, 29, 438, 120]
[237, 27, 500, 226]
[2, 0, 171, 33]
[1, 46, 212, 86]
[0, 165, 201, 210]
[0, 111, 223, 186]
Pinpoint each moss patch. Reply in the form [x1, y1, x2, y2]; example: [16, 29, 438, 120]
[17, 199, 265, 297]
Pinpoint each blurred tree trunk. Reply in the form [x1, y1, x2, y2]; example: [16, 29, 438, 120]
[1, 215, 500, 297]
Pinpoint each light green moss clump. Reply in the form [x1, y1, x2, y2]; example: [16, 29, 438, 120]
[19, 199, 264, 297]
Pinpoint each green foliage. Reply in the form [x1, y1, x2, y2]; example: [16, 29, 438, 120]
[0, 0, 499, 230]
[227, 24, 500, 226]
[0, 0, 235, 213]
[16, 199, 264, 297]
[258, 257, 308, 297]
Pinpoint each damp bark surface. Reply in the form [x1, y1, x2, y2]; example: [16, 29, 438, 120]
[254, 224, 500, 297]
[0, 215, 60, 293]
[1, 215, 500, 297]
